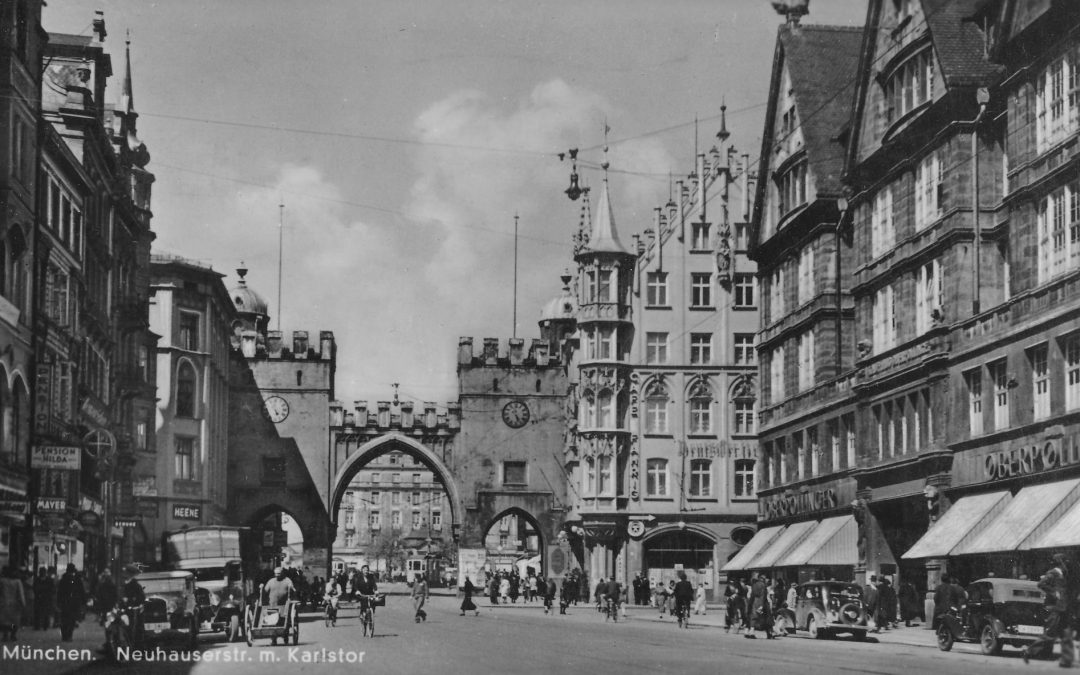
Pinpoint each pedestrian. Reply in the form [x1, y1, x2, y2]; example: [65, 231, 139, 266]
[56, 563, 85, 642]
[665, 580, 677, 616]
[932, 575, 952, 629]
[785, 582, 798, 611]
[745, 573, 775, 639]
[489, 574, 500, 605]
[694, 581, 707, 615]
[412, 573, 428, 622]
[460, 576, 479, 616]
[642, 576, 651, 607]
[545, 577, 558, 614]
[96, 571, 117, 626]
[499, 574, 510, 603]
[33, 567, 54, 630]
[509, 574, 520, 604]
[878, 577, 897, 629]
[632, 573, 643, 606]
[20, 569, 34, 630]
[654, 579, 669, 616]
[1024, 553, 1075, 667]
[724, 578, 744, 632]
[864, 575, 880, 632]
[898, 580, 920, 626]
[0, 565, 26, 641]
[594, 577, 605, 612]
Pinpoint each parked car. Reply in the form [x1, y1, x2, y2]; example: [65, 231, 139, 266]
[138, 570, 200, 650]
[774, 580, 870, 640]
[936, 577, 1048, 657]
[191, 564, 247, 642]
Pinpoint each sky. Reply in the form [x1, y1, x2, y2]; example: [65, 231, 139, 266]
[44, 0, 866, 407]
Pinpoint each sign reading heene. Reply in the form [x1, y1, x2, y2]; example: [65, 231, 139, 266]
[172, 503, 201, 521]
[759, 487, 839, 520]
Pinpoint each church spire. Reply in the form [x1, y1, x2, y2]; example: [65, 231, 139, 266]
[585, 123, 628, 254]
[120, 30, 135, 116]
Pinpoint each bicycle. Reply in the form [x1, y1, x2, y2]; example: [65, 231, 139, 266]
[675, 601, 690, 629]
[323, 595, 338, 628]
[604, 596, 619, 623]
[357, 594, 377, 637]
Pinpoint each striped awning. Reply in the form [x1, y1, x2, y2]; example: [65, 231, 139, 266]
[953, 479, 1080, 555]
[748, 520, 818, 569]
[902, 491, 1012, 559]
[721, 525, 783, 572]
[1031, 490, 1080, 549]
[777, 515, 857, 567]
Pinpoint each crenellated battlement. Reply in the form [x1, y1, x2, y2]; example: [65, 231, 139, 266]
[456, 336, 561, 368]
[236, 329, 336, 361]
[329, 399, 460, 435]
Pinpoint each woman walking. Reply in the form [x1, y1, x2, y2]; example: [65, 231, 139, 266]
[694, 581, 707, 615]
[460, 577, 479, 616]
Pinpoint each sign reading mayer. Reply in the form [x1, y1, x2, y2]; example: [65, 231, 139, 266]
[31, 445, 81, 470]
[172, 504, 201, 521]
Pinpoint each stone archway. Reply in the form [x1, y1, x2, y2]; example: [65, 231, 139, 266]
[329, 433, 464, 536]
[481, 507, 546, 575]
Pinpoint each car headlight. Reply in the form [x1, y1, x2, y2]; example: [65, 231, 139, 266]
[211, 592, 221, 606]
[167, 600, 178, 614]
[827, 610, 839, 623]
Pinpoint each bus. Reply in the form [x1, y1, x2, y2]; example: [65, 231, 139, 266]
[406, 556, 447, 587]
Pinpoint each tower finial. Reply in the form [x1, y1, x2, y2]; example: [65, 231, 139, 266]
[717, 98, 730, 143]
[601, 119, 611, 174]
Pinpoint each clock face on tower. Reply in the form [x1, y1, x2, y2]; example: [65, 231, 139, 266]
[264, 396, 290, 423]
[501, 400, 530, 428]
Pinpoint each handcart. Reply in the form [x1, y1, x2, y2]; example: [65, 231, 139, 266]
[245, 598, 299, 647]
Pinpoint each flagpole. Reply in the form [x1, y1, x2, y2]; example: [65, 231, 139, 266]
[513, 213, 519, 338]
[277, 200, 284, 330]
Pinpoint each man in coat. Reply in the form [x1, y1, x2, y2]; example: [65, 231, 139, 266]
[1024, 554, 1074, 667]
[864, 575, 880, 632]
[56, 564, 85, 642]
[745, 573, 775, 639]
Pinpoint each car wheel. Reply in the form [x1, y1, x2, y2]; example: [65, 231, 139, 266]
[808, 616, 823, 639]
[229, 614, 240, 643]
[979, 624, 1002, 656]
[936, 624, 954, 652]
[245, 608, 254, 648]
[189, 618, 199, 650]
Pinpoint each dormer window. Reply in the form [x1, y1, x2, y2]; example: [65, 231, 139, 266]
[775, 159, 807, 217]
[884, 48, 934, 125]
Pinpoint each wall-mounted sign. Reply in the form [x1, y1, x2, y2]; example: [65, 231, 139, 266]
[759, 487, 840, 521]
[172, 503, 201, 521]
[77, 510, 102, 529]
[114, 518, 140, 529]
[36, 497, 68, 513]
[31, 445, 81, 470]
[0, 500, 29, 518]
[132, 476, 157, 498]
[982, 436, 1080, 481]
[681, 441, 756, 460]
[627, 520, 645, 538]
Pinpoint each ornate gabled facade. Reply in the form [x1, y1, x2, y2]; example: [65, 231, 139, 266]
[561, 118, 759, 595]
[737, 21, 863, 584]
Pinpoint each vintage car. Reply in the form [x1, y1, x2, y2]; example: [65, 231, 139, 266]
[190, 563, 247, 641]
[774, 580, 870, 640]
[138, 570, 200, 650]
[936, 577, 1049, 656]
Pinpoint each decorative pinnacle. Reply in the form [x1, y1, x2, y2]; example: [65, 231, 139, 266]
[716, 100, 730, 143]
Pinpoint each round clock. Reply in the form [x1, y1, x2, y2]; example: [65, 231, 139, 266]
[501, 400, 530, 428]
[264, 396, 290, 423]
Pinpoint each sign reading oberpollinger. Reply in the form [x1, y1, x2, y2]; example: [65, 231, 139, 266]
[31, 445, 81, 470]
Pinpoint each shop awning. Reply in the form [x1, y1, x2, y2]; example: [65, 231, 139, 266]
[776, 515, 857, 567]
[902, 491, 1012, 559]
[1030, 488, 1080, 549]
[721, 525, 784, 572]
[748, 520, 818, 569]
[953, 479, 1080, 556]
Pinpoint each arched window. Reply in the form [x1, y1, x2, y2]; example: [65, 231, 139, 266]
[644, 380, 668, 434]
[176, 362, 196, 417]
[688, 378, 713, 435]
[646, 458, 668, 497]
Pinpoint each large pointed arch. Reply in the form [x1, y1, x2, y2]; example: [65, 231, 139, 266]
[330, 433, 463, 536]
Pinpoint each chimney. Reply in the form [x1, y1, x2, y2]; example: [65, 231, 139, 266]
[482, 338, 499, 364]
[458, 337, 474, 365]
[293, 331, 309, 358]
[320, 331, 334, 359]
[267, 330, 283, 358]
[533, 339, 550, 366]
[508, 338, 525, 366]
[92, 10, 107, 42]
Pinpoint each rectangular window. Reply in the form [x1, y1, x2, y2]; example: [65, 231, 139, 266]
[369, 511, 381, 529]
[646, 332, 668, 365]
[689, 459, 712, 497]
[503, 460, 527, 485]
[915, 259, 943, 336]
[690, 273, 712, 307]
[798, 330, 815, 391]
[691, 221, 710, 250]
[990, 360, 1009, 431]
[828, 419, 841, 471]
[412, 512, 423, 529]
[431, 511, 442, 530]
[597, 455, 613, 496]
[734, 274, 756, 308]
[175, 437, 196, 481]
[872, 284, 896, 352]
[135, 418, 147, 451]
[597, 327, 615, 360]
[808, 427, 820, 477]
[770, 345, 786, 403]
[1036, 50, 1078, 153]
[597, 269, 614, 302]
[1037, 181, 1080, 284]
[734, 334, 755, 364]
[914, 149, 944, 231]
[734, 459, 755, 498]
[844, 414, 856, 468]
[690, 333, 712, 365]
[1031, 344, 1051, 421]
[769, 266, 785, 321]
[371, 472, 381, 484]
[391, 511, 402, 528]
[689, 398, 712, 435]
[646, 459, 669, 497]
[371, 491, 380, 504]
[733, 399, 755, 435]
[777, 161, 807, 216]
[646, 271, 668, 306]
[776, 436, 788, 484]
[645, 398, 668, 434]
[412, 491, 421, 505]
[871, 187, 894, 258]
[178, 311, 200, 351]
[1068, 336, 1080, 411]
[966, 368, 984, 436]
[392, 472, 400, 483]
[391, 491, 400, 504]
[797, 244, 815, 305]
[734, 222, 749, 251]
[795, 431, 806, 479]
[412, 473, 421, 484]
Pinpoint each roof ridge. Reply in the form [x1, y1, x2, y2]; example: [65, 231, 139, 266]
[785, 23, 863, 33]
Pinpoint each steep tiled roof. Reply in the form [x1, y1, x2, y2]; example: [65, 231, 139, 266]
[586, 178, 629, 255]
[779, 24, 863, 197]
[923, 0, 1004, 86]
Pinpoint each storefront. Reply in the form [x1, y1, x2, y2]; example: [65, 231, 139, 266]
[904, 428, 1080, 583]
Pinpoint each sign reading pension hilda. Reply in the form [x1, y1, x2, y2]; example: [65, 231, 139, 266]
[31, 445, 81, 470]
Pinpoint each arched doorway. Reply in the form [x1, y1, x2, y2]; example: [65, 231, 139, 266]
[641, 527, 716, 596]
[482, 508, 544, 577]
[245, 504, 307, 577]
[329, 434, 461, 583]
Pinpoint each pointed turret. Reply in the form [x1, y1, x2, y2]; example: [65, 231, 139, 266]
[586, 177, 629, 254]
[119, 32, 135, 116]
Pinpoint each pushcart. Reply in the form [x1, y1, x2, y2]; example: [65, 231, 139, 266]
[245, 599, 299, 647]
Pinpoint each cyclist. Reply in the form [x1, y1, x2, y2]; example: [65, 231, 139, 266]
[323, 577, 342, 626]
[353, 565, 379, 631]
[673, 571, 694, 627]
[603, 577, 622, 621]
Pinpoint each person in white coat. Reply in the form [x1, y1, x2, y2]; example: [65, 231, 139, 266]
[694, 582, 708, 615]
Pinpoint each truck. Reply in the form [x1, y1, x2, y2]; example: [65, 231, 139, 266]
[162, 526, 260, 642]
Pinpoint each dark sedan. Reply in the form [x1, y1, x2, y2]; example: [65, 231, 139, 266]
[936, 578, 1048, 656]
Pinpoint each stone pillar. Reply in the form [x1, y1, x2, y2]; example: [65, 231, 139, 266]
[852, 489, 872, 586]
